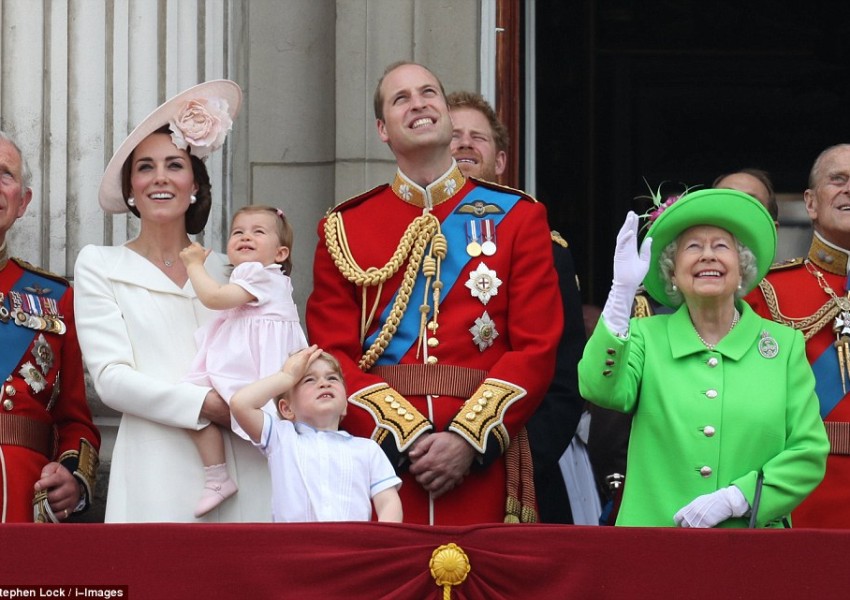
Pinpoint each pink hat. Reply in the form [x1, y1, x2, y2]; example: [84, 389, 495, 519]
[98, 79, 242, 214]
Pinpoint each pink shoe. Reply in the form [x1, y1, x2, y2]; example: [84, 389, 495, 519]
[194, 464, 238, 518]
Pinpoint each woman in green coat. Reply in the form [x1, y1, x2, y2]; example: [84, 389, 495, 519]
[578, 189, 828, 527]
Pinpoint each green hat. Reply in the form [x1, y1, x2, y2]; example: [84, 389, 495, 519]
[643, 188, 777, 308]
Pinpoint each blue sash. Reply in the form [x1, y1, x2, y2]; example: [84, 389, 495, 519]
[366, 186, 522, 365]
[0, 268, 66, 380]
[813, 344, 844, 419]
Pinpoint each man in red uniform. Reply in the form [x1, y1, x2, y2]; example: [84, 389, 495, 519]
[746, 143, 850, 527]
[306, 62, 561, 525]
[447, 90, 586, 524]
[0, 131, 99, 522]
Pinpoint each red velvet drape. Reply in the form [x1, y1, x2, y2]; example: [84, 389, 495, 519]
[1, 523, 848, 598]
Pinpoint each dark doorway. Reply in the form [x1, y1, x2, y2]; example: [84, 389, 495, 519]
[534, 1, 850, 305]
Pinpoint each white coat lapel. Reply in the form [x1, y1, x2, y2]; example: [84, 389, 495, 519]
[105, 246, 229, 295]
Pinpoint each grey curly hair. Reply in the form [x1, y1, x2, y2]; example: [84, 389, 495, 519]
[658, 235, 758, 306]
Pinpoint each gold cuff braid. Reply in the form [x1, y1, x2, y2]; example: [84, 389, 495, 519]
[350, 384, 432, 451]
[449, 379, 526, 454]
[58, 438, 99, 509]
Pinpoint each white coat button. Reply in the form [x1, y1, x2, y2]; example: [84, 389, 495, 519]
[705, 389, 718, 399]
[707, 357, 718, 367]
[700, 466, 713, 477]
[703, 426, 716, 437]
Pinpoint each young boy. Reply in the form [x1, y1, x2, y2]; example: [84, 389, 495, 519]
[231, 345, 402, 522]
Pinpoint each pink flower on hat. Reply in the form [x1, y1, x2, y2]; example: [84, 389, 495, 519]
[648, 195, 679, 222]
[637, 179, 701, 231]
[169, 97, 233, 160]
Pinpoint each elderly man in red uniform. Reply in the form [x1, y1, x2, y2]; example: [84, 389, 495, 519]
[306, 62, 561, 525]
[0, 130, 99, 522]
[746, 143, 850, 528]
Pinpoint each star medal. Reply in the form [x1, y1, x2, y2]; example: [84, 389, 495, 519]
[758, 330, 779, 359]
[465, 220, 482, 257]
[470, 311, 499, 351]
[833, 311, 850, 393]
[481, 219, 497, 256]
[465, 263, 502, 305]
[19, 361, 47, 393]
[32, 334, 54, 374]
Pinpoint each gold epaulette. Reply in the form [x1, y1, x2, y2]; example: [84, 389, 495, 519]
[349, 384, 432, 451]
[469, 177, 538, 203]
[550, 230, 569, 249]
[11, 258, 70, 286]
[449, 379, 526, 454]
[326, 183, 390, 216]
[632, 291, 655, 319]
[768, 256, 804, 271]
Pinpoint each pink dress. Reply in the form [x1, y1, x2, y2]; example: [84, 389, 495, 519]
[184, 262, 308, 439]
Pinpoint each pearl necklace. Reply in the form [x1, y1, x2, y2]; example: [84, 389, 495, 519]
[694, 309, 740, 350]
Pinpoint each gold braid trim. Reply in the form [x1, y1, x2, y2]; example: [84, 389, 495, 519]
[324, 212, 441, 371]
[632, 292, 655, 319]
[57, 438, 99, 511]
[349, 384, 432, 451]
[758, 279, 838, 341]
[449, 379, 526, 454]
[503, 428, 538, 523]
[550, 230, 568, 248]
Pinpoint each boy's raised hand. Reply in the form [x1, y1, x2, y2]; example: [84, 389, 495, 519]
[282, 345, 323, 381]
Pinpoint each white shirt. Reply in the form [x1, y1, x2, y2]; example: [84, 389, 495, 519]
[257, 415, 401, 522]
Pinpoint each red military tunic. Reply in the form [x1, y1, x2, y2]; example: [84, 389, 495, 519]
[0, 248, 100, 522]
[746, 233, 849, 528]
[306, 164, 561, 525]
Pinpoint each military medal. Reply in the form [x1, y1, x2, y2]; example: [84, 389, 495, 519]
[19, 361, 47, 393]
[833, 311, 850, 392]
[481, 219, 497, 256]
[806, 260, 850, 391]
[465, 263, 502, 305]
[0, 292, 9, 323]
[32, 334, 54, 374]
[8, 290, 66, 335]
[465, 221, 482, 257]
[470, 311, 498, 351]
[757, 330, 779, 359]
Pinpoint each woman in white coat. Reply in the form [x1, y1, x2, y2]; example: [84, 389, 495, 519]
[74, 81, 271, 522]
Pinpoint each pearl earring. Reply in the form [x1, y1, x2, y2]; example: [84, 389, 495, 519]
[671, 284, 678, 292]
[127, 197, 135, 207]
[190, 195, 197, 204]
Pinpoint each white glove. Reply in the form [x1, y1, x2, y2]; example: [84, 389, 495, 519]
[601, 211, 652, 336]
[674, 485, 749, 528]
